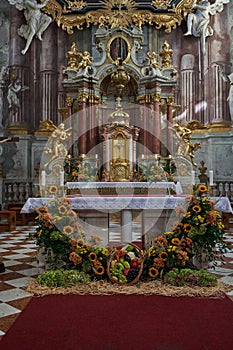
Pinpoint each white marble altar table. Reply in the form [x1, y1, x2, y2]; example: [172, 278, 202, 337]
[66, 181, 183, 195]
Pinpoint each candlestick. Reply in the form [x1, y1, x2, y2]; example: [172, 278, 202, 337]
[41, 170, 46, 186]
[191, 170, 195, 185]
[60, 170, 64, 186]
[209, 170, 214, 186]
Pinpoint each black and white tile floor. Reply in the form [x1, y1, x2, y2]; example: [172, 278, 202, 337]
[0, 225, 233, 341]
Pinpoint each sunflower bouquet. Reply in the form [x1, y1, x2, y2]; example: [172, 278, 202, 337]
[32, 197, 108, 277]
[172, 184, 229, 267]
[143, 234, 193, 280]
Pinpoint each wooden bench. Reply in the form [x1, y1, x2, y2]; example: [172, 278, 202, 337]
[0, 210, 16, 231]
[222, 212, 233, 230]
[8, 206, 28, 226]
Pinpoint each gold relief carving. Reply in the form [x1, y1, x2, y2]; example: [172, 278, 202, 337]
[65, 97, 74, 107]
[77, 92, 89, 104]
[152, 93, 161, 104]
[63, 0, 87, 13]
[159, 40, 174, 68]
[59, 107, 69, 121]
[44, 1, 194, 34]
[166, 96, 174, 106]
[152, 1, 170, 10]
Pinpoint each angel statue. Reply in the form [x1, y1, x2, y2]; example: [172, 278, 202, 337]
[8, 0, 52, 55]
[45, 123, 72, 166]
[184, 0, 230, 54]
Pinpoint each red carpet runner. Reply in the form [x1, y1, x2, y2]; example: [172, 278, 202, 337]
[1, 294, 233, 350]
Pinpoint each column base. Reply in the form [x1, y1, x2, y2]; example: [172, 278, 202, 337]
[7, 125, 28, 135]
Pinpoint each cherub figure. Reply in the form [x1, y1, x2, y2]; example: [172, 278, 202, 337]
[77, 51, 93, 71]
[184, 0, 230, 54]
[8, 0, 52, 55]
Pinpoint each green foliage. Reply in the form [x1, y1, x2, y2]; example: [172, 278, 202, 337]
[37, 270, 91, 288]
[164, 268, 218, 287]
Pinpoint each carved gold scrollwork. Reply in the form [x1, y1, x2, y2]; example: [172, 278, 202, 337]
[43, 0, 195, 34]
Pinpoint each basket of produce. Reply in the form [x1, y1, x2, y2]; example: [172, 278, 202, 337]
[107, 243, 144, 285]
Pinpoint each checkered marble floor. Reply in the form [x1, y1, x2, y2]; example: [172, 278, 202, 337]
[0, 226, 233, 341]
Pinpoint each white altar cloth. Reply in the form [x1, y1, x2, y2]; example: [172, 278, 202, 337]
[21, 195, 232, 213]
[66, 181, 183, 195]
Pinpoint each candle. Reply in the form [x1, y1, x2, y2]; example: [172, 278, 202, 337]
[209, 170, 214, 186]
[154, 154, 158, 160]
[60, 170, 64, 186]
[141, 154, 144, 159]
[41, 170, 46, 186]
[191, 170, 195, 185]
[95, 154, 98, 159]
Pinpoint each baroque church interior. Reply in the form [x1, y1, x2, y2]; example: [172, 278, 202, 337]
[0, 0, 233, 345]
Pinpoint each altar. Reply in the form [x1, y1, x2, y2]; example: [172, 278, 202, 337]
[21, 195, 232, 247]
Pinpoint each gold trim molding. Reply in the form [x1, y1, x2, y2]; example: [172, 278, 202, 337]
[44, 0, 193, 34]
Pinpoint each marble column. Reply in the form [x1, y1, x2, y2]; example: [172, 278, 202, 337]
[39, 24, 58, 123]
[152, 93, 161, 154]
[8, 6, 30, 131]
[121, 209, 133, 243]
[77, 95, 88, 155]
[180, 54, 196, 123]
[166, 97, 174, 156]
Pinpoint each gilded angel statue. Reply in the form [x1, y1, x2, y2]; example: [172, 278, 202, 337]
[7, 0, 52, 55]
[184, 0, 230, 54]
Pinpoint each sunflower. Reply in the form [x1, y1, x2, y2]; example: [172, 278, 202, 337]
[88, 251, 97, 262]
[76, 238, 85, 248]
[38, 206, 48, 213]
[159, 251, 168, 261]
[198, 184, 207, 193]
[171, 238, 180, 245]
[95, 265, 105, 275]
[183, 223, 192, 233]
[58, 205, 67, 215]
[49, 185, 58, 194]
[63, 225, 74, 236]
[192, 205, 201, 213]
[148, 267, 159, 278]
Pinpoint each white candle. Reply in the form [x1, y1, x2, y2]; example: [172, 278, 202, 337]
[60, 171, 64, 186]
[191, 170, 195, 185]
[154, 154, 158, 159]
[141, 154, 144, 159]
[95, 154, 98, 159]
[41, 170, 46, 186]
[209, 170, 214, 186]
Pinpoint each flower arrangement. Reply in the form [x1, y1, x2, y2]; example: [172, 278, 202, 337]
[32, 187, 228, 287]
[65, 161, 98, 182]
[172, 184, 229, 267]
[32, 197, 108, 278]
[143, 234, 193, 280]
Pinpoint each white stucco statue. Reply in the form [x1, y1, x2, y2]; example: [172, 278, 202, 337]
[184, 0, 229, 54]
[7, 77, 29, 110]
[8, 0, 52, 55]
[220, 70, 233, 124]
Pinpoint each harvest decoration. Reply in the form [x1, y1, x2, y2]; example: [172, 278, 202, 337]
[107, 243, 144, 285]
